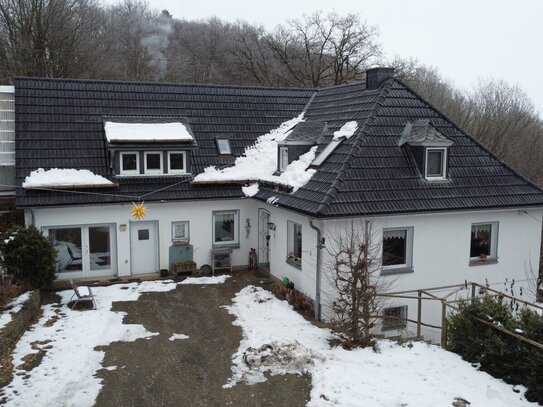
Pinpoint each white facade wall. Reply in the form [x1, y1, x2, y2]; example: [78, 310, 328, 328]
[27, 198, 259, 278]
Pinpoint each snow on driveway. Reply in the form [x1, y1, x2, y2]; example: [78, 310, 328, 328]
[0, 276, 228, 407]
[225, 286, 536, 407]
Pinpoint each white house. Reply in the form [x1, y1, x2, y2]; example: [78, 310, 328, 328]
[13, 68, 543, 340]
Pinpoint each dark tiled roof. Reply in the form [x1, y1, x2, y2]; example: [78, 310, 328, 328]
[15, 75, 543, 216]
[15, 77, 314, 207]
[398, 119, 451, 146]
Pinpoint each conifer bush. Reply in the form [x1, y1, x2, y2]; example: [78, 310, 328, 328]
[447, 296, 543, 404]
[1, 225, 56, 289]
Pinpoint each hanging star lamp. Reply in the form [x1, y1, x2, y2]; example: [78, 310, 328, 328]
[131, 201, 147, 220]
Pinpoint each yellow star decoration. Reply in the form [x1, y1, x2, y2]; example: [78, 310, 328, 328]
[131, 201, 147, 220]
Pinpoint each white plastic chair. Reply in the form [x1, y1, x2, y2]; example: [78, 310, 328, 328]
[69, 279, 97, 310]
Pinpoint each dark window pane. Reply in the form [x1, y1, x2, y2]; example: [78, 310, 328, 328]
[122, 154, 137, 171]
[214, 212, 235, 242]
[146, 153, 161, 170]
[169, 153, 185, 171]
[427, 150, 443, 177]
[138, 229, 149, 240]
[383, 306, 407, 329]
[293, 224, 302, 259]
[471, 224, 492, 257]
[89, 226, 111, 270]
[383, 229, 407, 266]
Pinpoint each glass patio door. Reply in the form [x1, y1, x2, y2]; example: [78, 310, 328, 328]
[46, 224, 116, 278]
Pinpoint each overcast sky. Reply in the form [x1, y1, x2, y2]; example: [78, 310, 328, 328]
[109, 0, 543, 115]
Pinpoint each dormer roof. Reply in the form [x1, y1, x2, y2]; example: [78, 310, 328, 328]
[398, 119, 453, 147]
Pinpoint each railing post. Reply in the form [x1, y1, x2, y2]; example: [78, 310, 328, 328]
[440, 301, 448, 348]
[417, 290, 422, 339]
[471, 282, 476, 304]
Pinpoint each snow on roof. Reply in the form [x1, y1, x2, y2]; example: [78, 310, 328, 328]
[333, 121, 358, 140]
[193, 113, 315, 192]
[104, 121, 193, 143]
[23, 168, 114, 189]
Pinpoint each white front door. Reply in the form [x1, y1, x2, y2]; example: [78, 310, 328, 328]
[258, 209, 271, 270]
[130, 221, 159, 275]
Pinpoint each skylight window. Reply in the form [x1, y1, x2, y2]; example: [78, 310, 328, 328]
[216, 139, 232, 155]
[311, 139, 341, 166]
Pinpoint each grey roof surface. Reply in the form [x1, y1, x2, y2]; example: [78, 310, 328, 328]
[398, 119, 451, 146]
[14, 75, 543, 216]
[281, 121, 325, 145]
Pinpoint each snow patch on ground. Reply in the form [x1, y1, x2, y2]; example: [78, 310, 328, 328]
[179, 275, 231, 285]
[193, 114, 316, 192]
[332, 121, 358, 140]
[0, 291, 31, 331]
[23, 168, 113, 189]
[169, 333, 189, 341]
[225, 286, 537, 407]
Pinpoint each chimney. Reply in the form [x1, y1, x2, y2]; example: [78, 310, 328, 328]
[366, 67, 395, 90]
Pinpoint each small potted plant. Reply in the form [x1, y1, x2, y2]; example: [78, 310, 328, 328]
[479, 252, 488, 262]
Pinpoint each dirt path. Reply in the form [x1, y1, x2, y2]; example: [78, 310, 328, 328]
[94, 273, 311, 406]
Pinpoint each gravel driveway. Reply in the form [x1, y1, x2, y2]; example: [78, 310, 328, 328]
[94, 272, 311, 406]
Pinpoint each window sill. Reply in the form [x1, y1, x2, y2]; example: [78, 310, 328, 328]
[286, 259, 302, 270]
[469, 259, 498, 267]
[381, 267, 414, 276]
[381, 324, 407, 331]
[212, 243, 239, 249]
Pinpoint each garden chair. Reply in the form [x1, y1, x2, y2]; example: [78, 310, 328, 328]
[69, 279, 97, 310]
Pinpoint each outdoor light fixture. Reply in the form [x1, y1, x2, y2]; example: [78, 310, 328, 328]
[267, 222, 276, 230]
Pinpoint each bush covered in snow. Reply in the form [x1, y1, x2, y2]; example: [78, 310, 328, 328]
[1, 225, 56, 289]
[447, 296, 543, 404]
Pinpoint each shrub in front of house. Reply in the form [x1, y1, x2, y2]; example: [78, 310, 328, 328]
[1, 225, 56, 289]
[447, 296, 543, 404]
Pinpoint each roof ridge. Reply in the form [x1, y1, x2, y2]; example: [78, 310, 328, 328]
[393, 77, 543, 194]
[14, 76, 317, 93]
[315, 78, 395, 215]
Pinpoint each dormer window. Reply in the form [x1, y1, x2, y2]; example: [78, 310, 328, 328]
[168, 151, 186, 174]
[279, 146, 289, 172]
[216, 139, 232, 155]
[399, 119, 453, 182]
[120, 152, 139, 175]
[144, 152, 163, 174]
[425, 148, 447, 179]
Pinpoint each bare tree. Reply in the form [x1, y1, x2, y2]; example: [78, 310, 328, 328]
[234, 12, 381, 87]
[0, 0, 107, 82]
[326, 220, 391, 349]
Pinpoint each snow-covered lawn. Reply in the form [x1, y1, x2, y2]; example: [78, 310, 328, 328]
[0, 276, 228, 407]
[0, 291, 31, 331]
[225, 286, 536, 407]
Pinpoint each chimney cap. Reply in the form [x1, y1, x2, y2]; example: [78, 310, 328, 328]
[366, 67, 395, 90]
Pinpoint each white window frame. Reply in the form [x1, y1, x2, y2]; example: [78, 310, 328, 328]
[212, 210, 239, 246]
[120, 152, 140, 175]
[382, 305, 408, 330]
[286, 220, 302, 269]
[425, 147, 447, 180]
[470, 222, 499, 262]
[144, 151, 163, 175]
[216, 139, 232, 155]
[171, 221, 190, 242]
[279, 146, 289, 172]
[381, 227, 414, 273]
[168, 151, 187, 174]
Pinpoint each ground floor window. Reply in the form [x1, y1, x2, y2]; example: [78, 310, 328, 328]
[382, 305, 408, 330]
[287, 220, 302, 268]
[470, 222, 498, 260]
[172, 221, 190, 242]
[45, 224, 114, 275]
[382, 227, 413, 272]
[213, 210, 239, 246]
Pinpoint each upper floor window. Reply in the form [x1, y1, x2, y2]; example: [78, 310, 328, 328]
[168, 152, 186, 174]
[120, 152, 139, 175]
[425, 148, 447, 180]
[279, 146, 289, 172]
[216, 139, 232, 155]
[144, 152, 163, 175]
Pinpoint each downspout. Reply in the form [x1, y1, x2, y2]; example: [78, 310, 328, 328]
[309, 218, 324, 321]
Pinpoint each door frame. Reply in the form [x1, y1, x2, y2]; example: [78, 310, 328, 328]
[257, 208, 271, 271]
[129, 220, 160, 276]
